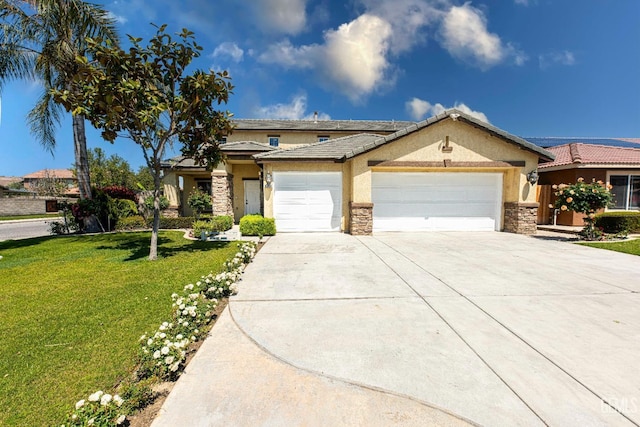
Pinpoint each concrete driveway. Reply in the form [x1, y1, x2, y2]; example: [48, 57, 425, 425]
[153, 232, 640, 427]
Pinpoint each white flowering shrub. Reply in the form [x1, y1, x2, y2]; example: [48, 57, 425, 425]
[63, 241, 260, 422]
[61, 390, 126, 426]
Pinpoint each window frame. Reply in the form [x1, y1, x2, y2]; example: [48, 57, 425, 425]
[318, 135, 330, 142]
[607, 171, 640, 211]
[268, 135, 280, 147]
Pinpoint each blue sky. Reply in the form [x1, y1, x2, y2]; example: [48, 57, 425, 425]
[1, 0, 639, 177]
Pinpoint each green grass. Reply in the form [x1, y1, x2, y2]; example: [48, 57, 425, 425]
[0, 213, 61, 221]
[0, 232, 240, 426]
[579, 238, 640, 256]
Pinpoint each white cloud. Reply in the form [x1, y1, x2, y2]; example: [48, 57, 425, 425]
[405, 97, 489, 123]
[212, 42, 244, 63]
[439, 3, 525, 69]
[253, 94, 331, 120]
[538, 50, 576, 69]
[259, 14, 394, 102]
[106, 11, 127, 24]
[254, 0, 308, 35]
[356, 0, 444, 54]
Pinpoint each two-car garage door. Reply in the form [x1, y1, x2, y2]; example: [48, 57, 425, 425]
[372, 172, 502, 232]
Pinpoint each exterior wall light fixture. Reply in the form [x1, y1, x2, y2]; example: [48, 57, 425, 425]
[527, 170, 539, 185]
[265, 172, 273, 188]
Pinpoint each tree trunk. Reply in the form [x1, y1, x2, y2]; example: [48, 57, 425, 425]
[73, 115, 92, 200]
[148, 164, 162, 261]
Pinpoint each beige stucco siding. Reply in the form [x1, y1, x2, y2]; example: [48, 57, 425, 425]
[350, 120, 539, 204]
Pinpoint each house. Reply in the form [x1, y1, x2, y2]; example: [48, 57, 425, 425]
[23, 169, 78, 196]
[537, 143, 640, 226]
[162, 109, 554, 235]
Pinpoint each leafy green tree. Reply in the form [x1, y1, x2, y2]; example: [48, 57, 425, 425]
[53, 24, 234, 260]
[0, 0, 119, 200]
[83, 147, 136, 188]
[135, 165, 155, 191]
[187, 187, 212, 219]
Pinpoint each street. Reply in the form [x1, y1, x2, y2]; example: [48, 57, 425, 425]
[0, 219, 54, 241]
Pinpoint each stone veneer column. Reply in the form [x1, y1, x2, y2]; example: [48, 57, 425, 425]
[350, 202, 373, 236]
[503, 202, 538, 235]
[211, 171, 234, 217]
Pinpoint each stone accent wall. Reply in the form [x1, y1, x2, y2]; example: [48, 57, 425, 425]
[504, 202, 538, 235]
[211, 172, 234, 217]
[350, 202, 373, 236]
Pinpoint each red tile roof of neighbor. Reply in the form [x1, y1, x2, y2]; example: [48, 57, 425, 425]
[539, 143, 640, 169]
[23, 169, 75, 179]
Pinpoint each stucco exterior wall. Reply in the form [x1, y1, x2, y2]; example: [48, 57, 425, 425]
[350, 120, 539, 205]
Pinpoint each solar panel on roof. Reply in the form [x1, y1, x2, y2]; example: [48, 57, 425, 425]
[523, 137, 640, 149]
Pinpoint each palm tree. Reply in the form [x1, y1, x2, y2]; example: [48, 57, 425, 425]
[0, 0, 119, 199]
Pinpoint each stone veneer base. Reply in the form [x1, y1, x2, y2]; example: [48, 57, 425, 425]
[503, 202, 538, 235]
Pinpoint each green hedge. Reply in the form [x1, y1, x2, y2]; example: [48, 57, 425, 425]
[239, 214, 276, 236]
[155, 216, 194, 229]
[594, 211, 640, 233]
[192, 216, 234, 236]
[115, 215, 147, 231]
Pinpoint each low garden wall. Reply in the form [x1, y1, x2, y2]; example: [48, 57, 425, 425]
[0, 197, 71, 216]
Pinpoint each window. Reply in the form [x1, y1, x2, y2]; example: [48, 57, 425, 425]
[195, 179, 212, 195]
[268, 135, 280, 147]
[318, 135, 330, 142]
[610, 174, 640, 210]
[219, 137, 227, 145]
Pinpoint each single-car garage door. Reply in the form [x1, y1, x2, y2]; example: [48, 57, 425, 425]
[273, 172, 342, 232]
[372, 172, 502, 232]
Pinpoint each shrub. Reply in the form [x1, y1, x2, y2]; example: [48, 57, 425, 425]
[115, 215, 147, 231]
[594, 211, 640, 234]
[155, 216, 194, 229]
[100, 185, 137, 202]
[192, 216, 233, 237]
[211, 215, 233, 232]
[110, 198, 138, 220]
[553, 178, 613, 240]
[239, 214, 276, 236]
[143, 195, 170, 212]
[187, 187, 212, 218]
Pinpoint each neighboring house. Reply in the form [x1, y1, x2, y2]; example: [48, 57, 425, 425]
[163, 109, 554, 235]
[23, 169, 78, 196]
[537, 143, 640, 226]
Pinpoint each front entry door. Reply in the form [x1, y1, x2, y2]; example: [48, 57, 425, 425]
[244, 180, 261, 215]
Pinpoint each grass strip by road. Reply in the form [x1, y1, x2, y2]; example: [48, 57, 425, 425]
[0, 231, 239, 426]
[0, 213, 61, 221]
[578, 238, 640, 256]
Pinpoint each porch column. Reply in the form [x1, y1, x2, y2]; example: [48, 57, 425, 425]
[349, 202, 373, 236]
[503, 202, 538, 235]
[211, 171, 234, 217]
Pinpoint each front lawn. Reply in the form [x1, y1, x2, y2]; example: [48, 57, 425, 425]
[0, 232, 239, 426]
[579, 238, 640, 256]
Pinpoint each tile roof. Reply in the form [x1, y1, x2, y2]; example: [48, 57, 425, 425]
[0, 176, 22, 187]
[232, 118, 415, 132]
[220, 141, 276, 152]
[256, 109, 555, 162]
[524, 137, 640, 149]
[23, 169, 75, 179]
[538, 143, 640, 169]
[254, 133, 383, 161]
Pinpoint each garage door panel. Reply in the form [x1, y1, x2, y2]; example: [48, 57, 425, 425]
[273, 172, 342, 232]
[372, 172, 502, 232]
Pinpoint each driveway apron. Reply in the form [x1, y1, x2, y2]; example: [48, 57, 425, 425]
[153, 232, 640, 427]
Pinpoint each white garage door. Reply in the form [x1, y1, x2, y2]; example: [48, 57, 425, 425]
[273, 172, 342, 232]
[372, 172, 502, 232]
